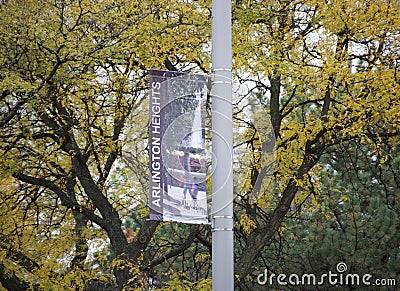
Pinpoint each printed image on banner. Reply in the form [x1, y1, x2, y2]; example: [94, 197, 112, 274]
[149, 70, 209, 224]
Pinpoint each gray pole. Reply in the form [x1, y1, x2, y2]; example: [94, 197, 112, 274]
[211, 0, 233, 290]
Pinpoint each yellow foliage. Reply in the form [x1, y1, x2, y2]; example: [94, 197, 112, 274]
[238, 214, 257, 235]
[195, 253, 210, 263]
[157, 271, 211, 291]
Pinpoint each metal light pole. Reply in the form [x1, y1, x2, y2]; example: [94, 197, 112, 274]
[211, 0, 233, 290]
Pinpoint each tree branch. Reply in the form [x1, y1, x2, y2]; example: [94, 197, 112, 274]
[235, 133, 326, 286]
[145, 226, 200, 270]
[12, 172, 106, 229]
[270, 74, 282, 138]
[0, 234, 40, 273]
[0, 263, 38, 291]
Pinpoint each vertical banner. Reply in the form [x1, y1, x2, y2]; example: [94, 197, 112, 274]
[149, 70, 165, 221]
[149, 70, 209, 224]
